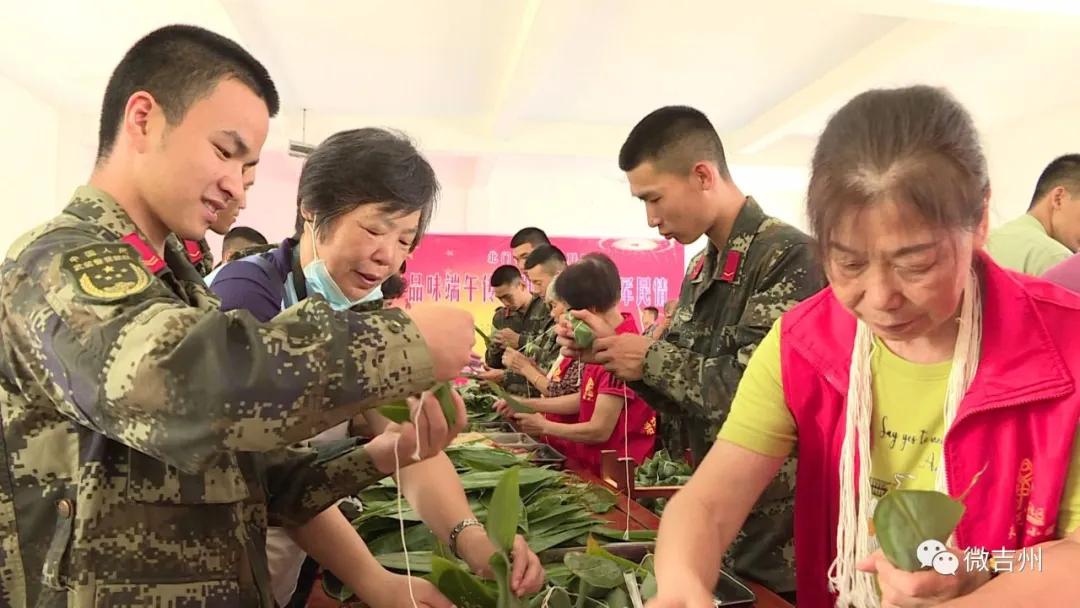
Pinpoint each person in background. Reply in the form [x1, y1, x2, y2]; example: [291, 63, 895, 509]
[181, 166, 257, 276]
[222, 225, 268, 262]
[523, 244, 567, 295]
[646, 86, 1080, 608]
[645, 300, 678, 340]
[510, 226, 550, 270]
[203, 225, 269, 285]
[986, 154, 1080, 275]
[504, 281, 584, 399]
[479, 265, 548, 395]
[0, 25, 476, 608]
[211, 128, 543, 606]
[559, 105, 824, 597]
[500, 253, 657, 475]
[639, 306, 660, 337]
[381, 272, 408, 309]
[513, 244, 567, 374]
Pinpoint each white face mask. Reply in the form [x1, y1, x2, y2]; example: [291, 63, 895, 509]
[303, 217, 383, 310]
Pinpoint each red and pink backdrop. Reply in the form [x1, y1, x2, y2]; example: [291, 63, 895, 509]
[402, 234, 685, 350]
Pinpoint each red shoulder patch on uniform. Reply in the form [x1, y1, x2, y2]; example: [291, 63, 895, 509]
[720, 251, 742, 282]
[690, 255, 705, 280]
[120, 233, 166, 274]
[183, 239, 204, 264]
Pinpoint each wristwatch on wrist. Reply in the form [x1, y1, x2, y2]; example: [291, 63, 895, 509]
[449, 518, 484, 559]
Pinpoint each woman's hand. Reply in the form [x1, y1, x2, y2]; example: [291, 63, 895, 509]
[456, 526, 545, 596]
[365, 392, 466, 473]
[858, 548, 991, 607]
[502, 349, 530, 374]
[362, 571, 453, 608]
[513, 412, 548, 435]
[493, 398, 514, 420]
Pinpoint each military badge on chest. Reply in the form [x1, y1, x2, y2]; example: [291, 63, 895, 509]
[62, 243, 154, 302]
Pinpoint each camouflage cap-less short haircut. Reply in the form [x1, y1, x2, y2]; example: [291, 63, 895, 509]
[1030, 154, 1080, 210]
[618, 106, 730, 179]
[97, 24, 279, 161]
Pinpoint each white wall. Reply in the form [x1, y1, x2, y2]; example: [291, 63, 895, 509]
[0, 74, 59, 250]
[983, 101, 1080, 226]
[4, 99, 1070, 269]
[54, 110, 98, 204]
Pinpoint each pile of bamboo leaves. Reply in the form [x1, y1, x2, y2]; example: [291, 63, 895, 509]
[323, 443, 655, 603]
[460, 379, 501, 425]
[633, 451, 692, 516]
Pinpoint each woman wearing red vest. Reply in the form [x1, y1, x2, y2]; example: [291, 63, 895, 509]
[500, 253, 658, 475]
[646, 86, 1080, 608]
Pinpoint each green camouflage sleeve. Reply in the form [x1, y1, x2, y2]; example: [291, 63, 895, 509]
[263, 439, 388, 528]
[639, 243, 823, 423]
[485, 308, 509, 369]
[1, 227, 435, 474]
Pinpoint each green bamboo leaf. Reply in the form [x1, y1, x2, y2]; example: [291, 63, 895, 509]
[572, 320, 595, 349]
[434, 381, 459, 427]
[872, 489, 965, 572]
[485, 381, 536, 414]
[527, 504, 588, 528]
[433, 539, 455, 562]
[586, 536, 648, 575]
[367, 522, 435, 555]
[378, 401, 412, 423]
[640, 573, 657, 599]
[469, 468, 563, 490]
[476, 325, 493, 347]
[490, 552, 525, 608]
[320, 569, 354, 602]
[432, 555, 499, 608]
[375, 551, 434, 573]
[605, 587, 631, 608]
[487, 467, 521, 554]
[528, 522, 604, 553]
[526, 494, 565, 517]
[563, 553, 624, 589]
[448, 446, 526, 472]
[577, 485, 618, 514]
[544, 564, 574, 588]
[549, 588, 572, 608]
[590, 528, 657, 543]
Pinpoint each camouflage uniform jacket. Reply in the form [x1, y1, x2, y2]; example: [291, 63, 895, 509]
[0, 186, 436, 607]
[527, 324, 562, 378]
[485, 295, 550, 396]
[180, 237, 215, 277]
[628, 196, 825, 594]
[504, 295, 552, 397]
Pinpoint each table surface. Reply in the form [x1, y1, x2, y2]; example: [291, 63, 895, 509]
[567, 465, 792, 608]
[307, 462, 793, 608]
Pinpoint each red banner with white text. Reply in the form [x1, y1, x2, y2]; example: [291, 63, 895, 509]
[403, 234, 685, 351]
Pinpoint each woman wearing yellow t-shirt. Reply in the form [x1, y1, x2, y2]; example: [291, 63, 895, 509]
[647, 86, 1080, 608]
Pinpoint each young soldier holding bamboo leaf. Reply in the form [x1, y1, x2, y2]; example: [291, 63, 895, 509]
[558, 106, 824, 600]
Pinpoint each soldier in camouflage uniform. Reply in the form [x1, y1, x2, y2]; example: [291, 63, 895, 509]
[521, 244, 566, 374]
[559, 106, 825, 598]
[480, 265, 550, 397]
[0, 26, 474, 607]
[178, 157, 259, 279]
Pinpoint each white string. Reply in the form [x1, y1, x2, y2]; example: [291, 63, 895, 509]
[828, 270, 982, 607]
[539, 586, 557, 608]
[827, 323, 877, 607]
[623, 384, 631, 541]
[396, 396, 425, 608]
